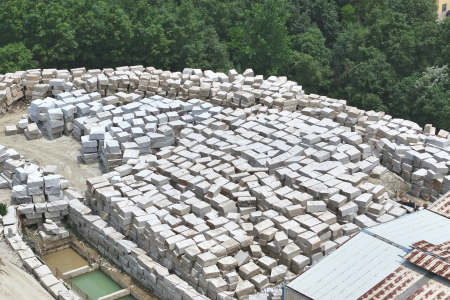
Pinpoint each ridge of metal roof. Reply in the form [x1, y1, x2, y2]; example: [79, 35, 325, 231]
[366, 209, 450, 248]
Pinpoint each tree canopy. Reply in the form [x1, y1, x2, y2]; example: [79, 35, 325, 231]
[1, 0, 450, 129]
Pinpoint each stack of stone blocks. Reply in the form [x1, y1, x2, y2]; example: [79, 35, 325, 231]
[3, 66, 450, 300]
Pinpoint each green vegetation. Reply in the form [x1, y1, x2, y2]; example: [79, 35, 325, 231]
[0, 0, 449, 129]
[0, 203, 8, 216]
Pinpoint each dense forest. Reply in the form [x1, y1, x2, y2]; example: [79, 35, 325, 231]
[1, 0, 450, 129]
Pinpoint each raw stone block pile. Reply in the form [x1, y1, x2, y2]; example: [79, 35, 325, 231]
[5, 66, 448, 203]
[0, 161, 79, 299]
[3, 65, 450, 300]
[0, 148, 83, 225]
[0, 71, 25, 112]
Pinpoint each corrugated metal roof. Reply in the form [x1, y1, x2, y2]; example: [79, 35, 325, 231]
[405, 274, 450, 300]
[286, 232, 406, 300]
[357, 265, 427, 300]
[412, 240, 450, 260]
[429, 192, 450, 218]
[404, 250, 450, 279]
[366, 210, 450, 248]
[413, 240, 438, 251]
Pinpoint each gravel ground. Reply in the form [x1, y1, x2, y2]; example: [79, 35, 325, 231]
[0, 237, 23, 270]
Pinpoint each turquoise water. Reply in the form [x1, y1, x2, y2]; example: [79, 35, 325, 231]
[71, 269, 122, 300]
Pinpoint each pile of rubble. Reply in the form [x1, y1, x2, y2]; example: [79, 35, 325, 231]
[3, 65, 450, 300]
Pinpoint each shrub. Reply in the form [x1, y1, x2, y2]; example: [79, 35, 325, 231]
[0, 203, 7, 216]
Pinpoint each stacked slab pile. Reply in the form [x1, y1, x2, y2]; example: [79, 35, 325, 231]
[68, 199, 209, 300]
[39, 219, 70, 241]
[75, 102, 430, 299]
[0, 70, 25, 113]
[0, 145, 84, 225]
[45, 107, 64, 139]
[0, 150, 79, 300]
[2, 205, 19, 238]
[10, 65, 450, 202]
[5, 66, 450, 300]
[9, 233, 74, 299]
[16, 199, 71, 225]
[15, 66, 302, 138]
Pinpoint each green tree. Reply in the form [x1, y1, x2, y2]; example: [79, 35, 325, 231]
[409, 66, 450, 129]
[341, 4, 357, 27]
[289, 26, 332, 93]
[232, 0, 292, 75]
[289, 0, 341, 45]
[0, 0, 28, 45]
[190, 0, 246, 41]
[435, 18, 450, 68]
[168, 1, 232, 72]
[289, 51, 333, 94]
[0, 42, 37, 73]
[292, 26, 330, 65]
[338, 46, 394, 111]
[387, 66, 450, 130]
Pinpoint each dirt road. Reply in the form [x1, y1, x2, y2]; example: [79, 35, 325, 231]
[0, 104, 102, 193]
[0, 258, 54, 300]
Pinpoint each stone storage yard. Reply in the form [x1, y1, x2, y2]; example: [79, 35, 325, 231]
[0, 65, 449, 300]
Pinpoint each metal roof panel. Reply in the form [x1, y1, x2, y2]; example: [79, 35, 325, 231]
[286, 232, 406, 300]
[404, 250, 450, 279]
[366, 210, 450, 248]
[357, 265, 427, 300]
[429, 192, 450, 218]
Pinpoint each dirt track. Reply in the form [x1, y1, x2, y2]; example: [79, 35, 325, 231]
[0, 257, 54, 300]
[0, 104, 102, 194]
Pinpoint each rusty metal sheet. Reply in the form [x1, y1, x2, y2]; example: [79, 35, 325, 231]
[412, 240, 438, 252]
[404, 250, 450, 280]
[412, 240, 450, 261]
[429, 193, 450, 218]
[357, 266, 424, 300]
[406, 278, 450, 300]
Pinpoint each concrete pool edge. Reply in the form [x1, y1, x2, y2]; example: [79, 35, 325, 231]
[41, 242, 138, 300]
[51, 241, 143, 300]
[63, 264, 99, 278]
[98, 289, 132, 300]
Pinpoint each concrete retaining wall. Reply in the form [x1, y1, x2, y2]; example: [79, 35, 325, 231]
[98, 289, 130, 300]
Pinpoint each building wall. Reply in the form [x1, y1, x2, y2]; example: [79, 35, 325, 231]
[283, 287, 313, 300]
[438, 0, 449, 14]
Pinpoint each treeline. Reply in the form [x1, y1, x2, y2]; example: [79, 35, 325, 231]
[1, 0, 450, 129]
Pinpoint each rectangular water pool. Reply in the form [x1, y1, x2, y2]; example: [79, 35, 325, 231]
[71, 269, 123, 300]
[43, 248, 88, 275]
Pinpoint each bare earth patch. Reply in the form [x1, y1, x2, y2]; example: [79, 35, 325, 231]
[369, 169, 429, 206]
[0, 104, 102, 193]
